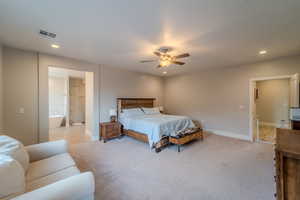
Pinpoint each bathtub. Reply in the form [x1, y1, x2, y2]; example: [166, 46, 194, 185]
[49, 115, 65, 129]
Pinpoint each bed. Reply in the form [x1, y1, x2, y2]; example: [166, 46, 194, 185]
[117, 98, 200, 152]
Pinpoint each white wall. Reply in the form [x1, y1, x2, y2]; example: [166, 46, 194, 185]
[0, 44, 3, 134]
[99, 66, 165, 122]
[2, 47, 38, 145]
[164, 55, 300, 140]
[256, 79, 290, 125]
[85, 72, 94, 137]
[49, 76, 67, 116]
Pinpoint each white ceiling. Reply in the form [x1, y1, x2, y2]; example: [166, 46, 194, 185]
[0, 0, 300, 76]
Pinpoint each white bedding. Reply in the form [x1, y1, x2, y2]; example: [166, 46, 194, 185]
[119, 113, 195, 147]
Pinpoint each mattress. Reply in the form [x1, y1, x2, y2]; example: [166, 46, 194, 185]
[119, 113, 195, 147]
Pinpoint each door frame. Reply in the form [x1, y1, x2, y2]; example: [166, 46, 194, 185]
[38, 53, 100, 143]
[249, 75, 293, 142]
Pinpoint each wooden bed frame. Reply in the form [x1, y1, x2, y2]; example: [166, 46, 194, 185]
[117, 98, 168, 152]
[117, 97, 203, 152]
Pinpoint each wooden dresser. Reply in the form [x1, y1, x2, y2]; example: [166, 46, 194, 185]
[275, 128, 300, 200]
[100, 122, 121, 143]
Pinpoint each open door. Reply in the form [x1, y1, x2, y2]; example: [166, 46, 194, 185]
[251, 81, 259, 141]
[290, 73, 300, 108]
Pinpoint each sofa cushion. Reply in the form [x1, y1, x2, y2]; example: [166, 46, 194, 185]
[26, 153, 76, 182]
[11, 172, 95, 200]
[26, 166, 80, 192]
[25, 140, 68, 162]
[0, 136, 29, 172]
[0, 155, 25, 199]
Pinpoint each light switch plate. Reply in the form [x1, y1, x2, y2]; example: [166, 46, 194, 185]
[19, 108, 25, 114]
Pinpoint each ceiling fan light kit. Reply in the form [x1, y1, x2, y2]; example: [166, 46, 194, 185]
[140, 46, 190, 69]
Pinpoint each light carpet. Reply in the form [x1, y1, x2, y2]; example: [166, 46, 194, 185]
[69, 133, 275, 200]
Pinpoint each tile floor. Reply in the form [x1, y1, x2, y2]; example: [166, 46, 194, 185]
[49, 125, 91, 144]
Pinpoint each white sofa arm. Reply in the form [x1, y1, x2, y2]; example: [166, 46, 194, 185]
[25, 140, 68, 162]
[11, 172, 95, 200]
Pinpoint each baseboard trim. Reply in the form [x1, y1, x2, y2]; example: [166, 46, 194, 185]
[85, 129, 99, 141]
[205, 129, 251, 141]
[85, 129, 92, 136]
[260, 121, 290, 128]
[91, 135, 99, 141]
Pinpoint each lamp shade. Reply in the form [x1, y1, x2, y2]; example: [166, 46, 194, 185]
[159, 106, 164, 111]
[109, 109, 117, 116]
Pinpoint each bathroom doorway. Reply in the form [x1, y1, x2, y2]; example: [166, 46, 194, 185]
[250, 74, 299, 143]
[48, 67, 94, 144]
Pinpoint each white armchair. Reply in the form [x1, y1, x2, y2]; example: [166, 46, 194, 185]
[11, 172, 95, 200]
[25, 140, 69, 162]
[9, 140, 95, 200]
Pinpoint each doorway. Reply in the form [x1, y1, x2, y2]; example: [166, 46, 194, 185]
[48, 67, 94, 144]
[249, 74, 300, 143]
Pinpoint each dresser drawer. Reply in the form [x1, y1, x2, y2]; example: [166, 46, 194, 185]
[106, 124, 119, 132]
[100, 122, 121, 142]
[106, 130, 119, 137]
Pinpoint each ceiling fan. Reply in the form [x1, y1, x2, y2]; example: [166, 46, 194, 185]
[140, 47, 190, 68]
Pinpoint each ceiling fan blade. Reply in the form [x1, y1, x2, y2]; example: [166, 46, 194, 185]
[154, 51, 162, 57]
[175, 53, 190, 59]
[140, 60, 156, 63]
[172, 61, 185, 65]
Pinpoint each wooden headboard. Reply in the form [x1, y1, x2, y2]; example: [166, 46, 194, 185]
[117, 98, 155, 119]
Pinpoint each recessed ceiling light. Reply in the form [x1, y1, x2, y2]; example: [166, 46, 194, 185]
[51, 44, 60, 49]
[163, 71, 167, 74]
[259, 50, 267, 55]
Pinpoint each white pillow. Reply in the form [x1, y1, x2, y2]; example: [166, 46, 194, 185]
[122, 108, 144, 117]
[0, 155, 25, 199]
[142, 107, 161, 115]
[0, 136, 29, 172]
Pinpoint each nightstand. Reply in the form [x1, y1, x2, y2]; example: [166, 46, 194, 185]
[100, 122, 121, 143]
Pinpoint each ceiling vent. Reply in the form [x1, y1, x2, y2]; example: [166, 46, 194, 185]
[39, 30, 56, 38]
